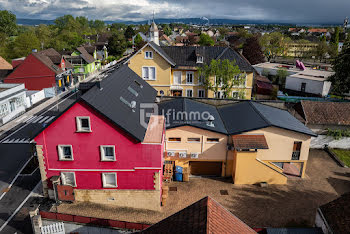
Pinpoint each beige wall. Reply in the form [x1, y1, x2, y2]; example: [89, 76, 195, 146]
[164, 126, 231, 176]
[74, 189, 161, 211]
[245, 126, 311, 161]
[233, 151, 288, 184]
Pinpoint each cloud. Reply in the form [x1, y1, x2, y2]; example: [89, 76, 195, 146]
[0, 0, 348, 23]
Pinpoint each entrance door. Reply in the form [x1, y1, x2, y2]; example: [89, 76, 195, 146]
[172, 90, 183, 97]
[173, 71, 182, 84]
[190, 161, 222, 176]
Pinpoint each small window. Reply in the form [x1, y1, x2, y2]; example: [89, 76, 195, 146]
[198, 89, 205, 98]
[145, 51, 153, 59]
[142, 67, 156, 80]
[197, 56, 203, 63]
[102, 173, 117, 188]
[168, 137, 181, 142]
[76, 116, 91, 132]
[186, 89, 193, 97]
[188, 138, 200, 143]
[186, 72, 194, 84]
[232, 91, 239, 99]
[207, 138, 219, 143]
[61, 172, 76, 187]
[58, 145, 73, 160]
[100, 145, 116, 161]
[159, 90, 164, 95]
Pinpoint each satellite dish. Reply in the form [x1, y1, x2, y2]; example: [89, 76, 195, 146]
[131, 101, 136, 109]
[208, 115, 215, 121]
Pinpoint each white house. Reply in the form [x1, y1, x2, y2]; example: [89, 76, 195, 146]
[0, 83, 27, 125]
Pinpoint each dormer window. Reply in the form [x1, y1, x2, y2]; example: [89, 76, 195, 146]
[197, 56, 203, 63]
[145, 51, 153, 59]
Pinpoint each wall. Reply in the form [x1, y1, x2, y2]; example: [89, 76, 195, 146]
[285, 76, 327, 96]
[164, 126, 231, 176]
[127, 44, 172, 96]
[26, 90, 46, 108]
[5, 54, 56, 90]
[34, 101, 163, 191]
[245, 127, 311, 161]
[233, 151, 288, 184]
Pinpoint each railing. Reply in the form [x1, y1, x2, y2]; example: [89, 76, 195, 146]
[41, 222, 65, 234]
[292, 151, 301, 160]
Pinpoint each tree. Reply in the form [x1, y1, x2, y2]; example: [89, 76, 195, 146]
[108, 32, 127, 57]
[198, 59, 245, 99]
[198, 33, 214, 46]
[260, 32, 286, 61]
[134, 33, 145, 50]
[163, 24, 172, 36]
[316, 36, 329, 62]
[330, 27, 340, 57]
[242, 36, 265, 65]
[0, 10, 17, 36]
[328, 41, 350, 94]
[275, 67, 288, 87]
[89, 20, 105, 33]
[124, 25, 135, 39]
[11, 31, 40, 58]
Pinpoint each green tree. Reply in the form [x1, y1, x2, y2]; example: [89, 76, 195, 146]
[260, 32, 286, 61]
[198, 33, 214, 46]
[316, 36, 329, 62]
[124, 25, 135, 39]
[328, 41, 350, 94]
[275, 67, 288, 87]
[108, 32, 127, 57]
[163, 24, 172, 36]
[89, 20, 105, 33]
[0, 10, 17, 36]
[330, 27, 340, 57]
[54, 15, 78, 32]
[134, 33, 145, 50]
[198, 59, 245, 99]
[11, 31, 40, 58]
[35, 24, 52, 50]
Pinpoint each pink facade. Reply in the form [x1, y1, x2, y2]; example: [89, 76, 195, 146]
[35, 101, 164, 190]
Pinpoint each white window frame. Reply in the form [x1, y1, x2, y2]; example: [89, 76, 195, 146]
[187, 137, 201, 143]
[102, 173, 118, 188]
[61, 172, 76, 187]
[100, 145, 116, 161]
[232, 91, 239, 99]
[197, 56, 203, 63]
[76, 116, 91, 132]
[214, 76, 223, 87]
[142, 66, 156, 80]
[58, 145, 74, 161]
[186, 71, 194, 84]
[144, 51, 153, 59]
[167, 137, 181, 143]
[173, 71, 182, 85]
[198, 89, 205, 98]
[206, 138, 220, 143]
[186, 89, 193, 97]
[214, 91, 225, 99]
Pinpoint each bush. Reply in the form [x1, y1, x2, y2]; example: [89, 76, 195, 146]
[326, 128, 350, 140]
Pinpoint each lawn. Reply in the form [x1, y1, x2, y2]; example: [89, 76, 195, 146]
[331, 148, 350, 167]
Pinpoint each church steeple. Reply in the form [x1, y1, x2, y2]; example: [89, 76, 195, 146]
[148, 12, 159, 45]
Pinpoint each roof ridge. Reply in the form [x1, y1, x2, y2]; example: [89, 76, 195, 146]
[249, 101, 272, 126]
[215, 105, 229, 134]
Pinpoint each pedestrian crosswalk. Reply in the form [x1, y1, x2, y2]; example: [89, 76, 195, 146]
[1, 138, 33, 144]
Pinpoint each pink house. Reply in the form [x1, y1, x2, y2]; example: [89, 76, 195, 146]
[34, 66, 165, 211]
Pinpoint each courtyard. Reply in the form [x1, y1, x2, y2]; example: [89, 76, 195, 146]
[51, 149, 350, 228]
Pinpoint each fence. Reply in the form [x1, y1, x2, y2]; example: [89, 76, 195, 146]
[40, 222, 65, 234]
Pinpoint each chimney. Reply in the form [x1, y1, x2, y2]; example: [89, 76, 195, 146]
[96, 79, 103, 90]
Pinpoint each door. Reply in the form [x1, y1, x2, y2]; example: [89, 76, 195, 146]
[173, 71, 182, 84]
[172, 90, 182, 97]
[190, 161, 222, 176]
[301, 82, 306, 92]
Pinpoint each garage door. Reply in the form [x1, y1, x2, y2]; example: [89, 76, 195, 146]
[190, 161, 222, 176]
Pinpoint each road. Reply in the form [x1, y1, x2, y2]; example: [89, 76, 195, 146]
[0, 62, 123, 233]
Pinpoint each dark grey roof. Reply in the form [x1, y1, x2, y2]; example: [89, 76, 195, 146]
[218, 102, 317, 136]
[77, 47, 96, 64]
[158, 98, 227, 134]
[160, 46, 253, 72]
[148, 41, 176, 66]
[81, 65, 157, 142]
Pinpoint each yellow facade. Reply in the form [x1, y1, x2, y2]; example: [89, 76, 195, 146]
[284, 42, 318, 57]
[164, 125, 312, 184]
[127, 44, 253, 99]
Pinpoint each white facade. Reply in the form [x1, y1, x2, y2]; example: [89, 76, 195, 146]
[26, 90, 46, 108]
[0, 83, 27, 125]
[285, 75, 332, 96]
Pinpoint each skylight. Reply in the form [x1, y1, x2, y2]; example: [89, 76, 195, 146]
[128, 86, 139, 97]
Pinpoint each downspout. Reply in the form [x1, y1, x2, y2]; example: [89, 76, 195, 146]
[224, 135, 230, 177]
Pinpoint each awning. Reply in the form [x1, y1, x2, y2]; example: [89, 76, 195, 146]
[170, 85, 183, 90]
[232, 134, 269, 150]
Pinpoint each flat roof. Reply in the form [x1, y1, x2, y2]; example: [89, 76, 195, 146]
[0, 83, 22, 92]
[142, 115, 165, 144]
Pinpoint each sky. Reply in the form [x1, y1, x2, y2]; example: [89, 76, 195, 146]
[0, 0, 349, 24]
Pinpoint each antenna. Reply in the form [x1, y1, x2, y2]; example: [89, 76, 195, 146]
[153, 11, 155, 23]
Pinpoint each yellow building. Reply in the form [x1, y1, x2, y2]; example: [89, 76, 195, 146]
[125, 41, 254, 100]
[159, 99, 316, 184]
[284, 42, 318, 58]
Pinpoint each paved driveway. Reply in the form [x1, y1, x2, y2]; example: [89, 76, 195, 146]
[53, 149, 350, 228]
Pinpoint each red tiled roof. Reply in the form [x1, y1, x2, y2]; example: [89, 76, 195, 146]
[141, 196, 256, 234]
[256, 75, 272, 83]
[301, 100, 350, 126]
[256, 80, 273, 90]
[308, 28, 328, 33]
[232, 135, 269, 150]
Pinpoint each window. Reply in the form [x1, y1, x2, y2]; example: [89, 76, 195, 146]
[61, 172, 76, 187]
[214, 91, 225, 99]
[76, 116, 91, 132]
[173, 71, 182, 84]
[198, 75, 204, 85]
[58, 145, 73, 160]
[197, 56, 203, 63]
[207, 138, 219, 143]
[186, 89, 193, 97]
[159, 90, 164, 95]
[186, 72, 194, 84]
[198, 89, 205, 98]
[102, 173, 117, 188]
[100, 145, 116, 161]
[292, 141, 302, 160]
[142, 67, 156, 80]
[168, 137, 181, 142]
[188, 138, 200, 143]
[214, 76, 223, 87]
[232, 91, 239, 99]
[145, 51, 153, 59]
[301, 82, 306, 92]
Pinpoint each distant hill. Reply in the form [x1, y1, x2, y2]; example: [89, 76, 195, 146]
[16, 18, 339, 26]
